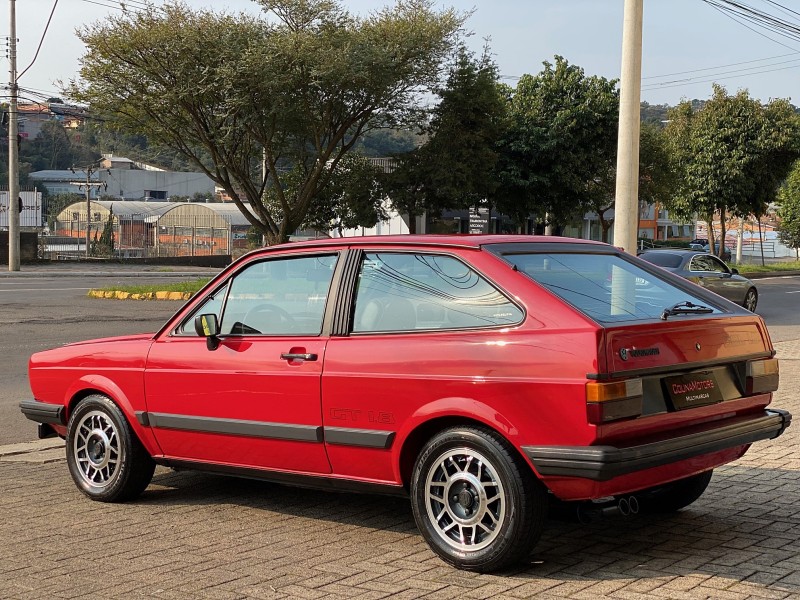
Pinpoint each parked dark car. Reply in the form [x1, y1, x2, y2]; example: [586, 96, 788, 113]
[639, 249, 758, 311]
[21, 235, 787, 572]
[689, 239, 732, 261]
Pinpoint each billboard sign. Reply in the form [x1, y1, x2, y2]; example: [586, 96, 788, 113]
[0, 190, 43, 228]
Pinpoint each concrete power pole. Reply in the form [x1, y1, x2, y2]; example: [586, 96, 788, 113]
[612, 0, 644, 255]
[69, 164, 105, 257]
[7, 0, 20, 271]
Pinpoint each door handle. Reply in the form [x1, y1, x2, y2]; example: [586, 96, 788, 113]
[281, 352, 318, 361]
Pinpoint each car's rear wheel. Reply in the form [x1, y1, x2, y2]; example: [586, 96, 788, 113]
[639, 470, 713, 514]
[743, 288, 758, 312]
[410, 426, 546, 572]
[66, 394, 155, 502]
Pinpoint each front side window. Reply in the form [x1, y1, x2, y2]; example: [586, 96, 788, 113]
[352, 252, 523, 333]
[178, 282, 229, 335]
[179, 254, 337, 336]
[219, 254, 338, 336]
[506, 252, 723, 323]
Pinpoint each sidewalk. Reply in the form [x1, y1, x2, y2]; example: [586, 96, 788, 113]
[1, 340, 798, 599]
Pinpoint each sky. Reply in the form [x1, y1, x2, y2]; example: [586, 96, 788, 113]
[6, 0, 800, 107]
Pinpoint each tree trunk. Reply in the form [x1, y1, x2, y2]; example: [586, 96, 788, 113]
[718, 206, 727, 260]
[407, 211, 417, 234]
[706, 212, 716, 255]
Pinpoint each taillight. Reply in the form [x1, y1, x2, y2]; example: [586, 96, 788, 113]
[586, 379, 643, 424]
[746, 358, 779, 394]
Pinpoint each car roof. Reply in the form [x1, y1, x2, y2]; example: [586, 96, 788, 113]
[267, 234, 611, 251]
[640, 248, 704, 255]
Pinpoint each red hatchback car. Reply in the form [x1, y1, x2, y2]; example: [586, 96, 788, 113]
[21, 235, 790, 572]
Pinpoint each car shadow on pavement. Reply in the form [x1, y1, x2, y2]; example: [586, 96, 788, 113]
[133, 463, 800, 595]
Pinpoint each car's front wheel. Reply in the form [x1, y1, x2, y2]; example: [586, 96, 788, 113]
[743, 288, 758, 312]
[410, 426, 546, 572]
[66, 394, 155, 502]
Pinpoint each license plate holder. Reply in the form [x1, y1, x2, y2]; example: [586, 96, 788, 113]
[664, 371, 723, 410]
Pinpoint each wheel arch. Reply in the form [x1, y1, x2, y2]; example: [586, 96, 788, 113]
[397, 415, 536, 491]
[64, 376, 161, 457]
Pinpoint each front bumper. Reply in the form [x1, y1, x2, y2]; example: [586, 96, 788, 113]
[19, 399, 65, 426]
[523, 408, 791, 482]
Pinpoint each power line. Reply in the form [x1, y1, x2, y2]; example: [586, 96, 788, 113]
[642, 60, 800, 91]
[79, 0, 146, 12]
[642, 51, 800, 80]
[18, 0, 60, 81]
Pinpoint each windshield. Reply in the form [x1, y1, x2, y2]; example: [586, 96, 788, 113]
[504, 252, 722, 323]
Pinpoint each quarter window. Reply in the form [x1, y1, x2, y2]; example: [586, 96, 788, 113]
[352, 252, 522, 333]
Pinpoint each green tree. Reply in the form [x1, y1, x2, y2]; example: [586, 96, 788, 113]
[70, 0, 463, 245]
[665, 85, 800, 257]
[777, 160, 800, 258]
[382, 151, 428, 234]
[303, 154, 387, 235]
[495, 56, 619, 231]
[414, 45, 507, 213]
[97, 204, 115, 256]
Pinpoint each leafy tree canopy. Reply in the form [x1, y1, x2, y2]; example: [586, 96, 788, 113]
[70, 0, 464, 244]
[665, 85, 800, 254]
[415, 44, 507, 212]
[496, 56, 619, 228]
[302, 154, 387, 235]
[777, 159, 800, 256]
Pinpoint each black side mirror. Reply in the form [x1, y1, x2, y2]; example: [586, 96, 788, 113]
[730, 268, 739, 275]
[194, 314, 221, 350]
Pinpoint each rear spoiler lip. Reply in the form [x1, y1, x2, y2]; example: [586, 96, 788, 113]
[586, 350, 776, 381]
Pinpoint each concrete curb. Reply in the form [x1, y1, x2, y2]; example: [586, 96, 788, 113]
[87, 289, 193, 300]
[741, 270, 800, 279]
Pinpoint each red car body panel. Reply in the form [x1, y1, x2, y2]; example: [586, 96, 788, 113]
[24, 235, 790, 503]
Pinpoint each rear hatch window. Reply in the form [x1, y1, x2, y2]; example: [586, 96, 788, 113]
[638, 251, 683, 268]
[503, 252, 722, 323]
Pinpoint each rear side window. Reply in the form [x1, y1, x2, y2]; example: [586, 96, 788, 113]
[352, 252, 523, 333]
[505, 252, 722, 323]
[690, 255, 728, 273]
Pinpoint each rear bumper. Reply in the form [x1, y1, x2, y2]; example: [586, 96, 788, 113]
[522, 408, 791, 482]
[19, 399, 65, 426]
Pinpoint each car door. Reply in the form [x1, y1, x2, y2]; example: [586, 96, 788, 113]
[144, 252, 340, 474]
[688, 254, 738, 302]
[321, 250, 525, 483]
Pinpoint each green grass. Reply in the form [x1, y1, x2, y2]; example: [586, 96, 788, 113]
[735, 261, 800, 274]
[94, 278, 211, 295]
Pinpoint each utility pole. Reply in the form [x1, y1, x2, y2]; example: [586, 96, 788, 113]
[7, 0, 20, 271]
[69, 163, 105, 257]
[612, 0, 644, 255]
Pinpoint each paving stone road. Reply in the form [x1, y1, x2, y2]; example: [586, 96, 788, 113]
[2, 340, 798, 600]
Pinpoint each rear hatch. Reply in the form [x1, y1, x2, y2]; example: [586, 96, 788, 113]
[596, 315, 778, 443]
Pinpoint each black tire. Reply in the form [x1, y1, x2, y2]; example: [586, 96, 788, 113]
[66, 394, 155, 502]
[639, 470, 713, 514]
[743, 288, 758, 312]
[410, 426, 547, 572]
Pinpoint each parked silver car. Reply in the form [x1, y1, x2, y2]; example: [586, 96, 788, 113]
[638, 249, 758, 312]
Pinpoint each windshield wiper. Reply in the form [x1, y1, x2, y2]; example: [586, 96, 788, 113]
[661, 301, 713, 320]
